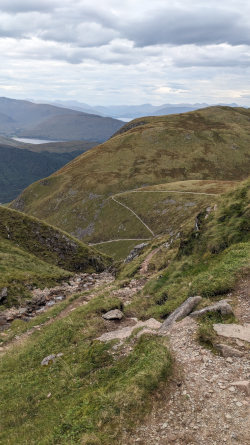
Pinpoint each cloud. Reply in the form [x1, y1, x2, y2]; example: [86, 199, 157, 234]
[122, 7, 250, 47]
[0, 1, 250, 106]
[0, 0, 59, 13]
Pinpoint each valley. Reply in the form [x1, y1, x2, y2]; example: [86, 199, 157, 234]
[0, 105, 249, 445]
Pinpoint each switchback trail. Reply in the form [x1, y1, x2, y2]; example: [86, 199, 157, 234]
[90, 187, 217, 247]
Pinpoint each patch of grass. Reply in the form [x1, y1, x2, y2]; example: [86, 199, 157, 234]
[126, 242, 250, 320]
[0, 295, 172, 445]
[92, 239, 147, 261]
[197, 311, 236, 351]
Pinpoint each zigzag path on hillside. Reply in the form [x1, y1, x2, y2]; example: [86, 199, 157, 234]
[90, 188, 218, 246]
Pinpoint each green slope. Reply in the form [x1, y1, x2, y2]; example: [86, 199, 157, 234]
[0, 206, 111, 305]
[10, 106, 250, 245]
[121, 178, 250, 319]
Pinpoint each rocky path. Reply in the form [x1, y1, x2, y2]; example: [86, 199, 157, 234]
[0, 272, 114, 354]
[124, 279, 250, 445]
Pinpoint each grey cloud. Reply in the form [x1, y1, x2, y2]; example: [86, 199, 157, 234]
[122, 7, 250, 47]
[0, 0, 59, 13]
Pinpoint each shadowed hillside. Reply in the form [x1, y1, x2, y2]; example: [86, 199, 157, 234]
[0, 206, 111, 305]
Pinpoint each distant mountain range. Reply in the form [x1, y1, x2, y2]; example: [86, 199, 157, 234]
[0, 97, 124, 141]
[47, 99, 240, 119]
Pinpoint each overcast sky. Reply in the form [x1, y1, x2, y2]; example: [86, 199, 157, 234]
[0, 0, 250, 105]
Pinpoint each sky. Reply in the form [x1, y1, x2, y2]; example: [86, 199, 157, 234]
[0, 0, 250, 106]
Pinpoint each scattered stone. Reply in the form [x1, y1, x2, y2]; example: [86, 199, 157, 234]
[41, 354, 56, 366]
[0, 287, 7, 302]
[226, 357, 233, 364]
[41, 353, 63, 366]
[231, 381, 250, 396]
[213, 323, 250, 343]
[102, 309, 124, 320]
[160, 296, 202, 332]
[47, 393, 52, 398]
[235, 401, 242, 407]
[215, 344, 244, 357]
[190, 300, 234, 318]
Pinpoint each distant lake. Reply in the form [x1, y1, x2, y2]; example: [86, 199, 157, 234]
[12, 137, 62, 145]
[118, 117, 133, 122]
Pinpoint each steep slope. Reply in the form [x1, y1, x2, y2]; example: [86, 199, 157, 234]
[0, 206, 111, 305]
[11, 106, 250, 244]
[0, 97, 123, 141]
[0, 141, 97, 203]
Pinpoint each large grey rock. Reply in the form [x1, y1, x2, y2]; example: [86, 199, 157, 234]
[160, 296, 202, 332]
[190, 300, 234, 318]
[102, 309, 124, 320]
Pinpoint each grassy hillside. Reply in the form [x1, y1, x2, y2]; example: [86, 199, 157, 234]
[0, 238, 72, 306]
[0, 206, 111, 305]
[10, 107, 250, 247]
[0, 296, 172, 444]
[121, 178, 250, 319]
[0, 180, 248, 445]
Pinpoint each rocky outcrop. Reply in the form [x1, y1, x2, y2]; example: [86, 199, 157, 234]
[124, 243, 148, 263]
[160, 296, 202, 332]
[0, 272, 114, 328]
[190, 300, 234, 318]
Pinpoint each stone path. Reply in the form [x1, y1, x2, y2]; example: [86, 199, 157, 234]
[124, 278, 250, 445]
[124, 316, 249, 445]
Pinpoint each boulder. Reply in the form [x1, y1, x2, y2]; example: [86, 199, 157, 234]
[102, 309, 124, 320]
[190, 300, 233, 318]
[160, 296, 202, 332]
